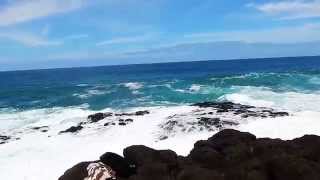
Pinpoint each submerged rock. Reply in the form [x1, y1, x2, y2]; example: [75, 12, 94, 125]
[59, 125, 83, 134]
[88, 112, 113, 123]
[0, 135, 10, 144]
[159, 101, 289, 139]
[193, 101, 289, 118]
[31, 126, 49, 130]
[115, 110, 150, 117]
[135, 110, 150, 116]
[60, 129, 320, 180]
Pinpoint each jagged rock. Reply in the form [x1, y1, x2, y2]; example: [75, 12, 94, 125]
[100, 152, 136, 178]
[0, 135, 10, 141]
[60, 129, 320, 180]
[31, 126, 49, 130]
[115, 110, 150, 117]
[125, 119, 134, 122]
[135, 111, 149, 116]
[88, 112, 113, 123]
[0, 135, 10, 144]
[159, 101, 289, 139]
[192, 101, 289, 119]
[58, 162, 91, 180]
[119, 122, 127, 126]
[59, 125, 83, 134]
[123, 145, 178, 167]
[198, 117, 221, 129]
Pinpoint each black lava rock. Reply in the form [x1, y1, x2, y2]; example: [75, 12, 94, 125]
[100, 152, 136, 178]
[88, 112, 113, 123]
[135, 111, 150, 116]
[59, 125, 83, 134]
[60, 129, 320, 180]
[0, 135, 10, 141]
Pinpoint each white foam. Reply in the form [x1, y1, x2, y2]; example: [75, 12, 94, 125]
[124, 82, 143, 90]
[238, 111, 320, 140]
[223, 86, 320, 112]
[309, 76, 320, 85]
[189, 84, 201, 92]
[2, 85, 320, 180]
[0, 105, 212, 180]
[76, 84, 89, 87]
[73, 89, 109, 99]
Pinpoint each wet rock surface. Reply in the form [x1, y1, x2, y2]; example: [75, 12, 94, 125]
[159, 101, 289, 139]
[59, 110, 150, 135]
[60, 129, 320, 180]
[0, 135, 10, 144]
[31, 126, 49, 133]
[88, 112, 113, 123]
[59, 125, 84, 134]
[192, 101, 289, 118]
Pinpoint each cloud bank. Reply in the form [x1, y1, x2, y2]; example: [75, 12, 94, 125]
[249, 0, 320, 19]
[0, 0, 87, 26]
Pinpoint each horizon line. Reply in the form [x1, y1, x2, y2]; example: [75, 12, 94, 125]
[1, 55, 319, 73]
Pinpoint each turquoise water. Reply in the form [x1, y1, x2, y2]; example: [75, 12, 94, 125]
[0, 56, 320, 111]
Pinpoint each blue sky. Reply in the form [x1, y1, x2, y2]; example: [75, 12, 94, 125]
[0, 0, 320, 71]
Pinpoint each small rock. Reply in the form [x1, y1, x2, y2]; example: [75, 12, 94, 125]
[0, 135, 10, 141]
[119, 122, 126, 126]
[88, 112, 113, 123]
[135, 110, 150, 116]
[59, 125, 83, 134]
[159, 135, 169, 141]
[31, 126, 49, 130]
[125, 118, 134, 122]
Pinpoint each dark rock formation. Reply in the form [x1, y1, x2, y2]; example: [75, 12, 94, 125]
[59, 125, 83, 134]
[115, 111, 150, 117]
[0, 135, 10, 144]
[135, 111, 150, 116]
[193, 101, 289, 118]
[58, 162, 91, 180]
[88, 112, 113, 123]
[158, 101, 289, 139]
[100, 152, 136, 178]
[31, 126, 49, 130]
[60, 129, 320, 180]
[31, 126, 49, 133]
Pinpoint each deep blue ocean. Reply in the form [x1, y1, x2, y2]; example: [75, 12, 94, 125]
[1, 56, 320, 111]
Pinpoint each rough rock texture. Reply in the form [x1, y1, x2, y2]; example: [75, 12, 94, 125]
[88, 113, 113, 123]
[158, 102, 289, 139]
[59, 125, 84, 134]
[59, 129, 320, 180]
[192, 102, 289, 118]
[0, 135, 10, 144]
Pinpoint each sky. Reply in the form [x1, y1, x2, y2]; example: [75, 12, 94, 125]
[0, 0, 320, 71]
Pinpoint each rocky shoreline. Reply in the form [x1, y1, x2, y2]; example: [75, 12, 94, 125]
[59, 129, 320, 180]
[0, 101, 290, 145]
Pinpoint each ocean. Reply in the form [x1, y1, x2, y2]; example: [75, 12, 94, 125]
[1, 56, 320, 180]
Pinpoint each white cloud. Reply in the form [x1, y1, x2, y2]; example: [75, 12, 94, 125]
[96, 34, 154, 46]
[183, 23, 320, 43]
[0, 0, 87, 26]
[0, 31, 62, 47]
[249, 0, 320, 19]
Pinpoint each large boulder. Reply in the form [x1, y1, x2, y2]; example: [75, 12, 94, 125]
[123, 145, 178, 167]
[59, 129, 320, 180]
[58, 162, 91, 180]
[100, 152, 136, 178]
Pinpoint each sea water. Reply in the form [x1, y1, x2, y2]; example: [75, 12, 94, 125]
[1, 56, 320, 179]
